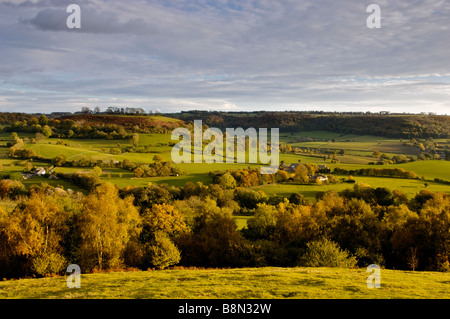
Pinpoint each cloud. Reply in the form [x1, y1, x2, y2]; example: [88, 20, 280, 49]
[24, 6, 157, 34]
[0, 0, 449, 114]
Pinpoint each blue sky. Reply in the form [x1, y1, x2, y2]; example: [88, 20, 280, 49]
[0, 0, 449, 114]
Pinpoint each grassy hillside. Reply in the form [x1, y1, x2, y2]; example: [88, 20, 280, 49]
[1, 267, 449, 299]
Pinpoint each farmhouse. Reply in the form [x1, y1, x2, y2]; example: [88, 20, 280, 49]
[309, 175, 328, 183]
[34, 167, 46, 176]
[21, 167, 48, 180]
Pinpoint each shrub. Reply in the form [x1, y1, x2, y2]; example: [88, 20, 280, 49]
[32, 253, 67, 276]
[298, 238, 357, 268]
[145, 231, 181, 270]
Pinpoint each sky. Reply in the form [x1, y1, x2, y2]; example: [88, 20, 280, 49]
[0, 0, 449, 114]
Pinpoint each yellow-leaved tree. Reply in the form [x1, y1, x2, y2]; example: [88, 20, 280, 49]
[78, 183, 141, 271]
[139, 203, 186, 269]
[3, 192, 69, 276]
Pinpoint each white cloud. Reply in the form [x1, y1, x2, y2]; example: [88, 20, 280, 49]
[0, 0, 449, 114]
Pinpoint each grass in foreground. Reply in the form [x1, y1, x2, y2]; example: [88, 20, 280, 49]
[1, 267, 449, 299]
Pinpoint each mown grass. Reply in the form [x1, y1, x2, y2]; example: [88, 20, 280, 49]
[0, 267, 449, 299]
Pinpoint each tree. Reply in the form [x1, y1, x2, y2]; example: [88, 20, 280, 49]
[78, 183, 141, 271]
[91, 166, 103, 177]
[289, 193, 309, 206]
[374, 187, 393, 206]
[153, 155, 163, 162]
[243, 203, 277, 240]
[133, 167, 145, 178]
[216, 172, 237, 189]
[42, 125, 52, 138]
[140, 204, 187, 239]
[53, 155, 66, 167]
[418, 193, 450, 271]
[3, 192, 69, 276]
[298, 238, 357, 268]
[144, 231, 181, 269]
[273, 201, 320, 247]
[10, 132, 20, 144]
[35, 132, 45, 142]
[38, 115, 48, 126]
[132, 133, 139, 147]
[177, 198, 249, 267]
[275, 169, 289, 183]
[327, 198, 383, 265]
[293, 164, 309, 183]
[234, 188, 267, 211]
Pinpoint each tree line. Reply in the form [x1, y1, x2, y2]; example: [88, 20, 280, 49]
[168, 111, 450, 139]
[0, 175, 448, 279]
[1, 113, 185, 140]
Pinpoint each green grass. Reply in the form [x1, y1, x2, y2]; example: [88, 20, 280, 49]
[281, 131, 420, 156]
[234, 215, 252, 230]
[327, 160, 450, 181]
[0, 267, 449, 299]
[2, 132, 449, 194]
[253, 177, 450, 203]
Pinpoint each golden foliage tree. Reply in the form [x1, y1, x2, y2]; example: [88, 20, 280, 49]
[3, 193, 69, 275]
[78, 183, 141, 271]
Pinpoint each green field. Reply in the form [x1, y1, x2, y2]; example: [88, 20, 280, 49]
[280, 131, 420, 156]
[1, 123, 450, 300]
[252, 176, 450, 202]
[1, 267, 449, 299]
[2, 131, 449, 199]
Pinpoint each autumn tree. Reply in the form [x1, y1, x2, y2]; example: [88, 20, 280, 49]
[78, 183, 141, 271]
[382, 204, 419, 269]
[326, 198, 384, 266]
[273, 201, 320, 247]
[298, 237, 357, 268]
[417, 193, 450, 271]
[216, 172, 237, 189]
[177, 198, 250, 267]
[145, 231, 181, 269]
[140, 203, 187, 240]
[132, 133, 139, 147]
[42, 125, 52, 138]
[293, 164, 309, 183]
[289, 193, 309, 206]
[2, 193, 69, 276]
[243, 203, 277, 240]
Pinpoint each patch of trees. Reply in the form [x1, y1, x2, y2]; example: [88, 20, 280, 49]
[210, 168, 277, 188]
[1, 112, 186, 140]
[167, 111, 449, 139]
[58, 172, 102, 192]
[131, 156, 184, 178]
[332, 167, 418, 179]
[1, 177, 449, 279]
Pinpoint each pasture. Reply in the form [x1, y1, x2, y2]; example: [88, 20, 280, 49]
[0, 267, 449, 299]
[1, 131, 448, 200]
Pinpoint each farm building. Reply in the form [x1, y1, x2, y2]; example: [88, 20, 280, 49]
[34, 167, 46, 176]
[309, 175, 328, 183]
